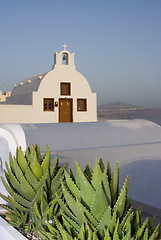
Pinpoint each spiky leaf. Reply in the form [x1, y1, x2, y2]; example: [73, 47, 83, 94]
[65, 170, 81, 201]
[113, 175, 129, 218]
[91, 182, 108, 221]
[29, 146, 42, 180]
[75, 162, 95, 208]
[110, 162, 119, 204]
[41, 145, 50, 173]
[91, 159, 103, 190]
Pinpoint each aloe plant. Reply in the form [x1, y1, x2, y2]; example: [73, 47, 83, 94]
[0, 145, 65, 229]
[40, 159, 160, 240]
[0, 150, 160, 239]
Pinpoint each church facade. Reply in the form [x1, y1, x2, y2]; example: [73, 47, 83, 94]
[0, 44, 97, 123]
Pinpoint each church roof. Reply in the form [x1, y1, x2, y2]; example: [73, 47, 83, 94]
[11, 72, 48, 96]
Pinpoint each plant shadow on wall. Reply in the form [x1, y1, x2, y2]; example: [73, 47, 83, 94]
[0, 145, 160, 239]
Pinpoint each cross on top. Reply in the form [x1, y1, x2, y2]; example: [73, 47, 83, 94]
[62, 43, 67, 50]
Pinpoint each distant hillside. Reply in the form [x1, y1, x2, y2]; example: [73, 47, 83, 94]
[98, 102, 137, 110]
[97, 102, 161, 120]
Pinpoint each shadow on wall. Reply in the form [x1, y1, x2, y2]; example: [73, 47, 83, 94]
[119, 159, 161, 209]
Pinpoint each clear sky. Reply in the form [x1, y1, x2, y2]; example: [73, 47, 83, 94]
[0, 0, 160, 107]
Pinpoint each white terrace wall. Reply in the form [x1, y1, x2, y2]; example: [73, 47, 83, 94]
[0, 105, 34, 123]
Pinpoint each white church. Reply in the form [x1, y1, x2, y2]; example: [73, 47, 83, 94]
[0, 44, 97, 123]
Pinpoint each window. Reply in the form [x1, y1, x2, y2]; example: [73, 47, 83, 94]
[62, 53, 68, 65]
[77, 99, 87, 111]
[43, 98, 54, 111]
[61, 82, 71, 95]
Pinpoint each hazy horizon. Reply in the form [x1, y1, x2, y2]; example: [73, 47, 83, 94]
[0, 0, 160, 108]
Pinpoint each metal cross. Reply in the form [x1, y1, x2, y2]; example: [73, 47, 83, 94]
[62, 43, 67, 50]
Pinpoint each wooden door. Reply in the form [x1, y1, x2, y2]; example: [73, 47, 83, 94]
[59, 99, 73, 122]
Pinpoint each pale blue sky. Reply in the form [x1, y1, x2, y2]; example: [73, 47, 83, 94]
[0, 0, 160, 107]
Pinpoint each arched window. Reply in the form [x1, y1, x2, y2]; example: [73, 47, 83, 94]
[62, 53, 68, 65]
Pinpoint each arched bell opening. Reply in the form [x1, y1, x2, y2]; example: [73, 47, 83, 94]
[62, 53, 68, 65]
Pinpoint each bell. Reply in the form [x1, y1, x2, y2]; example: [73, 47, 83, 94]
[63, 54, 66, 60]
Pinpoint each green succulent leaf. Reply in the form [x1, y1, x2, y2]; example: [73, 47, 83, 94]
[134, 208, 142, 232]
[84, 164, 93, 182]
[55, 218, 73, 240]
[10, 190, 31, 208]
[12, 157, 24, 183]
[24, 165, 39, 190]
[113, 175, 129, 219]
[91, 159, 103, 190]
[99, 158, 105, 172]
[56, 193, 77, 222]
[35, 167, 49, 193]
[108, 211, 117, 235]
[98, 206, 112, 237]
[9, 196, 29, 212]
[4, 165, 20, 191]
[149, 224, 160, 240]
[110, 162, 119, 204]
[0, 192, 14, 210]
[93, 232, 99, 240]
[148, 216, 155, 228]
[65, 170, 81, 201]
[50, 155, 59, 178]
[104, 229, 111, 240]
[61, 181, 79, 218]
[45, 221, 59, 235]
[40, 195, 48, 215]
[35, 144, 41, 163]
[51, 165, 65, 188]
[76, 200, 98, 228]
[122, 228, 132, 240]
[33, 202, 41, 219]
[62, 213, 80, 234]
[41, 145, 50, 173]
[102, 171, 111, 204]
[25, 147, 30, 163]
[17, 147, 28, 173]
[0, 205, 14, 216]
[75, 161, 95, 208]
[91, 182, 108, 221]
[29, 145, 42, 180]
[142, 227, 149, 240]
[9, 152, 15, 175]
[20, 175, 36, 200]
[78, 223, 86, 240]
[120, 207, 133, 231]
[107, 161, 112, 183]
[113, 230, 120, 240]
[135, 217, 148, 239]
[49, 179, 61, 197]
